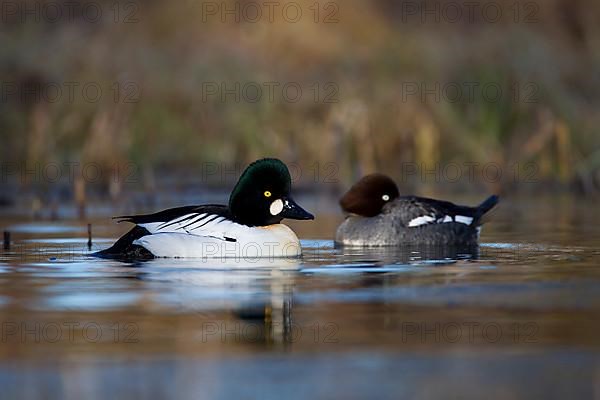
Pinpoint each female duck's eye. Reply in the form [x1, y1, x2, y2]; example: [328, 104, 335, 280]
[264, 191, 272, 198]
[382, 194, 390, 201]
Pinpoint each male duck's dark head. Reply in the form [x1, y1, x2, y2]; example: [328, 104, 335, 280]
[340, 174, 399, 217]
[229, 158, 314, 226]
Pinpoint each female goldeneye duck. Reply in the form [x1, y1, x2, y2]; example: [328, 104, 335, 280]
[95, 158, 314, 259]
[335, 174, 499, 247]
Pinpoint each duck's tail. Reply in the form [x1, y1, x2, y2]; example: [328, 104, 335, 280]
[475, 195, 499, 222]
[92, 225, 152, 259]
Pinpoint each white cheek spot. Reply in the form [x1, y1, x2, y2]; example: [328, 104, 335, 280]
[382, 194, 390, 201]
[270, 199, 284, 216]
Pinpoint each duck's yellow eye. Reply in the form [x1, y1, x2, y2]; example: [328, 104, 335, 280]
[264, 191, 272, 198]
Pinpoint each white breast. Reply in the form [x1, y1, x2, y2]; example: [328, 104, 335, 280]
[133, 223, 302, 259]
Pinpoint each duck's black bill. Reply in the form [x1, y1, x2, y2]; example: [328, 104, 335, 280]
[281, 198, 314, 220]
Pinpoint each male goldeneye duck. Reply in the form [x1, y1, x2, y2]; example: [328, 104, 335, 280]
[335, 174, 499, 247]
[95, 158, 314, 259]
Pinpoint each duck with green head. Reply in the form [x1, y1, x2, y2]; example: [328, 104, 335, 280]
[95, 158, 314, 259]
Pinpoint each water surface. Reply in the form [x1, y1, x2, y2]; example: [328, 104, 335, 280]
[0, 195, 599, 399]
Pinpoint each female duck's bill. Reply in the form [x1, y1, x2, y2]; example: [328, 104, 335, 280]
[336, 173, 499, 247]
[94, 158, 314, 260]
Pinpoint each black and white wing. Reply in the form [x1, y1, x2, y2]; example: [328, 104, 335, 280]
[95, 205, 249, 259]
[115, 205, 241, 240]
[391, 196, 482, 228]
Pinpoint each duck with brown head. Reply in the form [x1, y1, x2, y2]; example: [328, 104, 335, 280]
[336, 174, 499, 247]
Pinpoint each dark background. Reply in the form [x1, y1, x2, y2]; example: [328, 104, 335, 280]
[1, 0, 600, 209]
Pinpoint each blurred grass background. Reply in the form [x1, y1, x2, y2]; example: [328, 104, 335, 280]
[1, 0, 600, 207]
